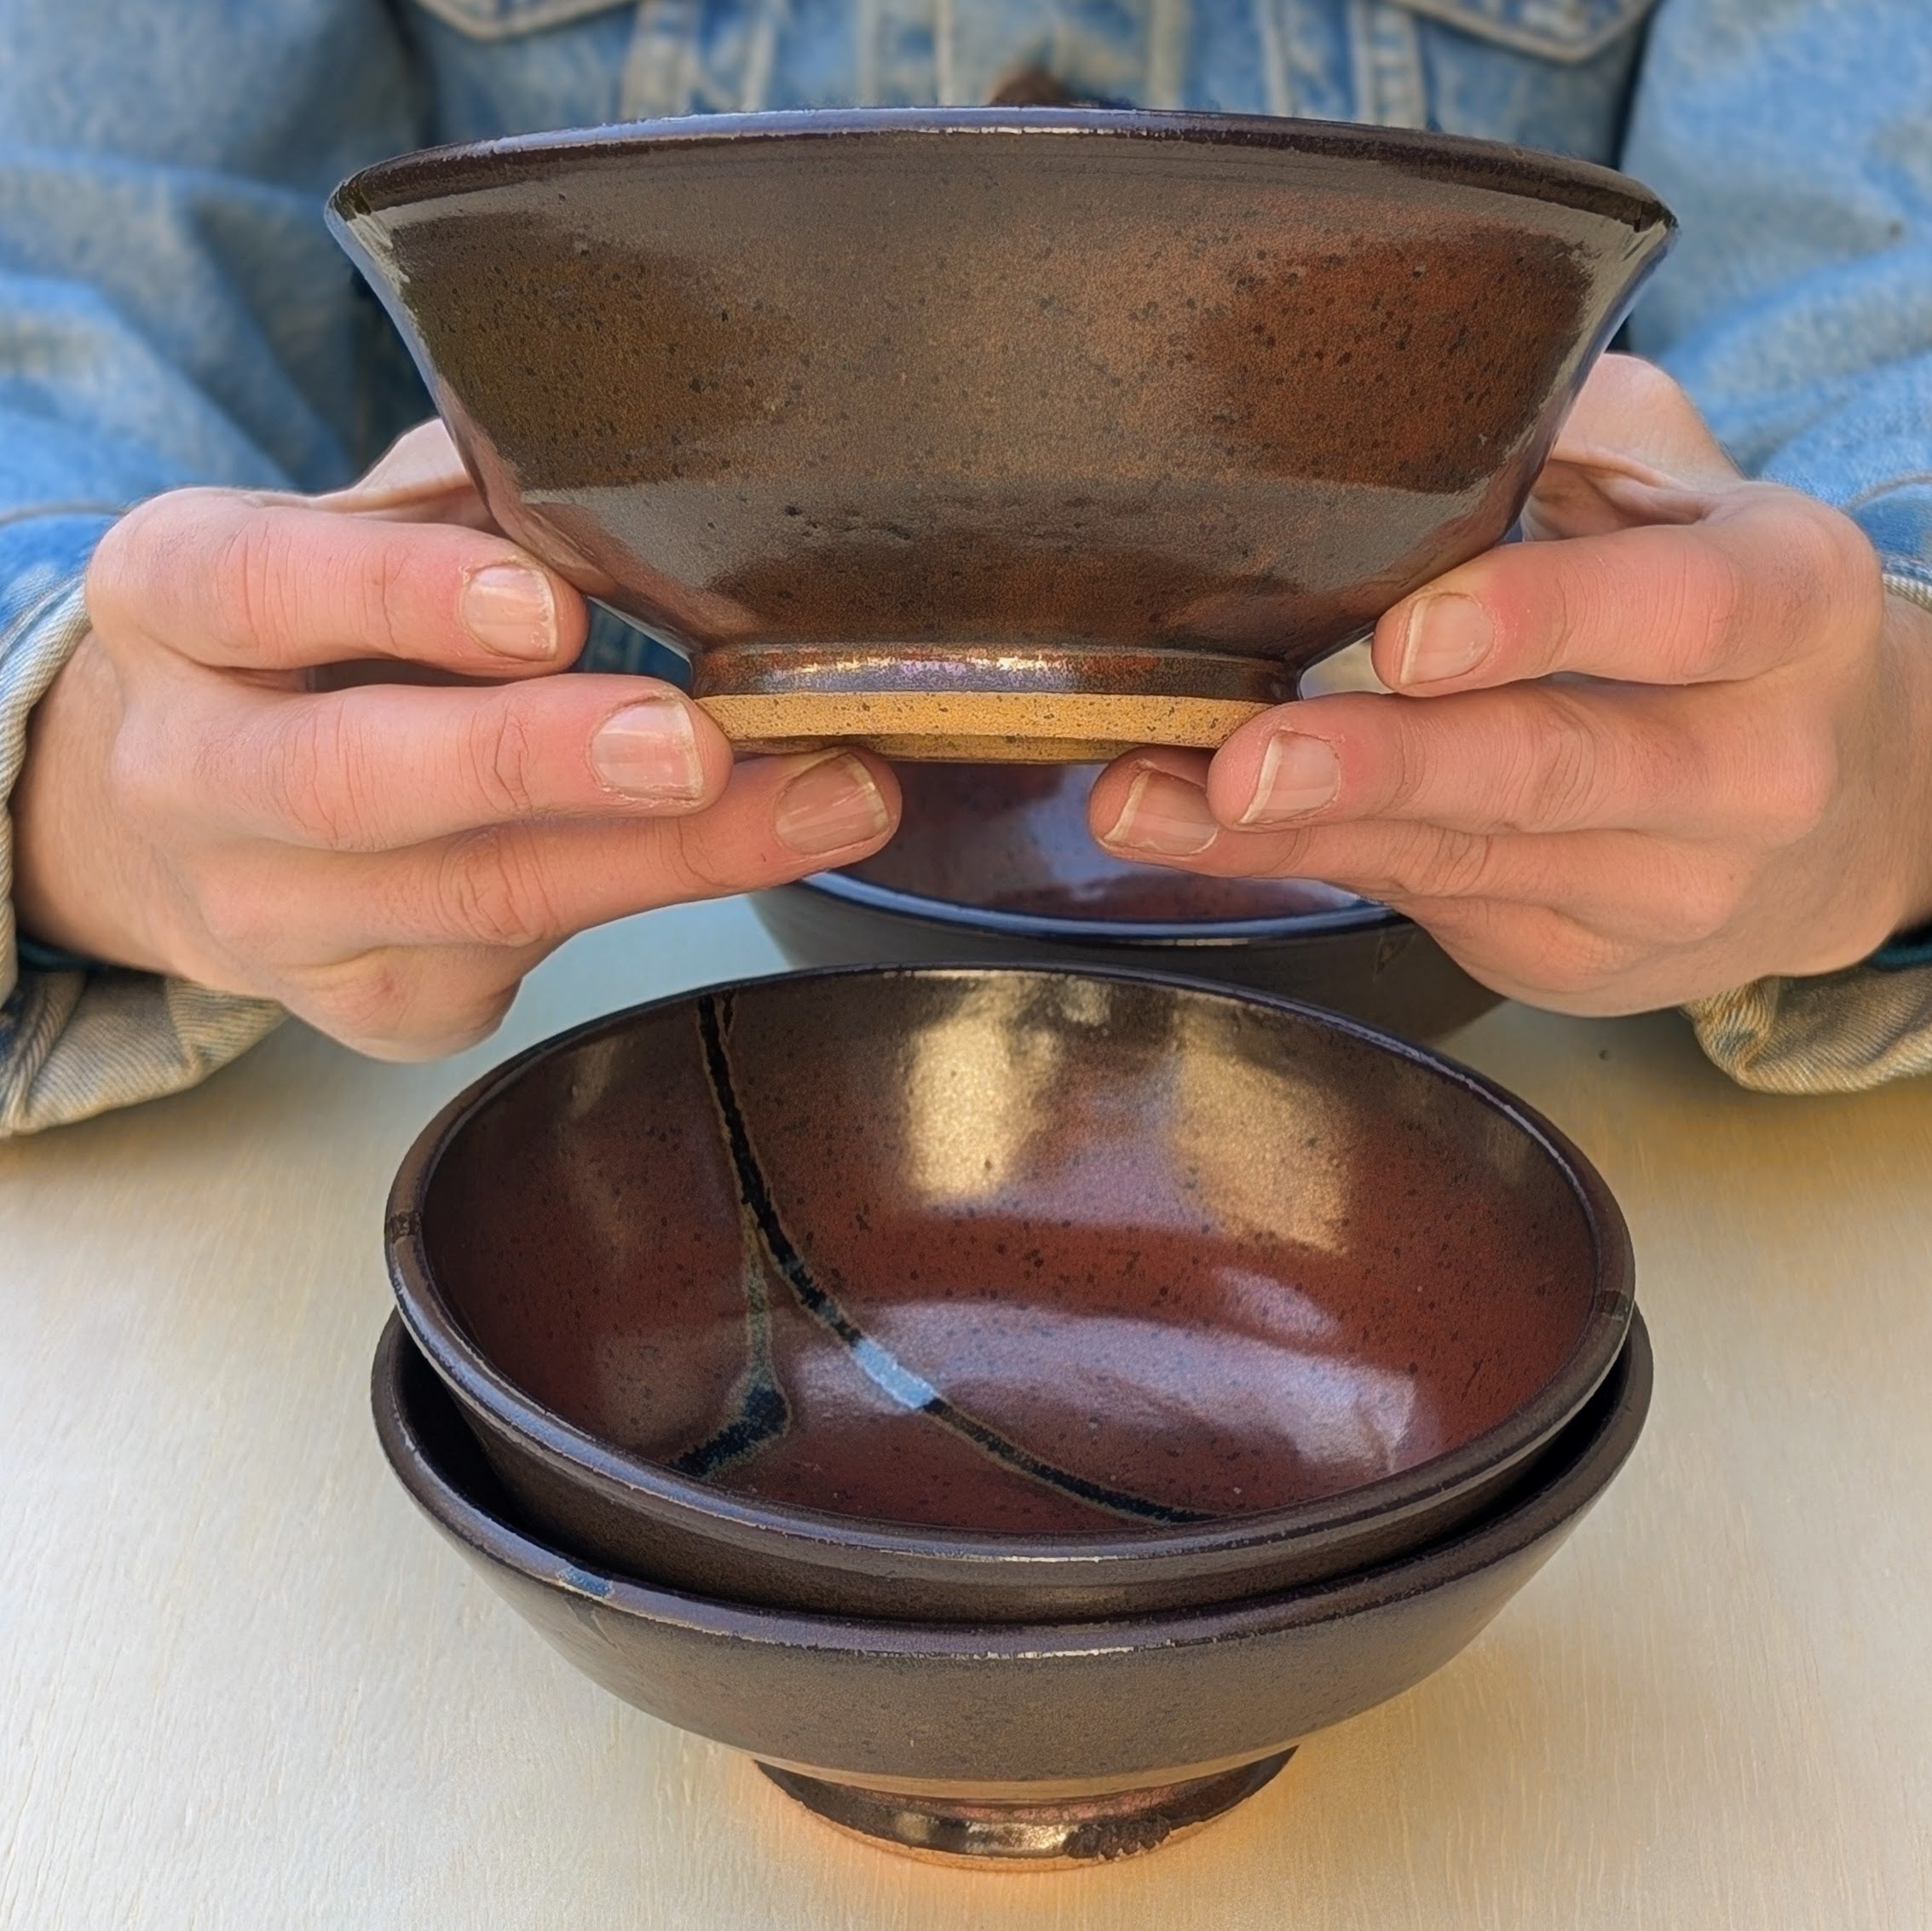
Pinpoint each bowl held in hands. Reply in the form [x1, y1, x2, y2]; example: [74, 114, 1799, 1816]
[330, 110, 1673, 759]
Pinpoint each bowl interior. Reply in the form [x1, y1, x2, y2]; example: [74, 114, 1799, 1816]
[841, 763, 1360, 924]
[413, 971, 1609, 1537]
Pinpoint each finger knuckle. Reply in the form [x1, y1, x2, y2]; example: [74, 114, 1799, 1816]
[298, 954, 419, 1052]
[1378, 721, 1428, 817]
[650, 832, 741, 902]
[1545, 930, 1645, 1000]
[191, 867, 285, 961]
[104, 718, 179, 834]
[1525, 551, 1609, 682]
[645, 807, 774, 901]
[1404, 825, 1497, 899]
[464, 704, 540, 820]
[1761, 733, 1841, 846]
[330, 984, 515, 1063]
[360, 531, 417, 657]
[431, 987, 520, 1057]
[89, 492, 214, 640]
[1504, 699, 1602, 830]
[209, 509, 301, 657]
[1670, 542, 1750, 677]
[264, 706, 378, 850]
[1802, 500, 1885, 632]
[84, 510, 146, 624]
[1664, 859, 1747, 947]
[435, 828, 560, 949]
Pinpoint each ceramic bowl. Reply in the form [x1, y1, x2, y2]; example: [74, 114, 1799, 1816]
[753, 762, 1499, 1038]
[385, 966, 1633, 1622]
[329, 108, 1672, 760]
[373, 1309, 1652, 1866]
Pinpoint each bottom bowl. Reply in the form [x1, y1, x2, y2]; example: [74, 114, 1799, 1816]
[753, 764, 1498, 1039]
[372, 1309, 1650, 1868]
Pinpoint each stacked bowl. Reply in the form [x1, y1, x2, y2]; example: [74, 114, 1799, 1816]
[753, 759, 1502, 1038]
[340, 107, 1672, 1866]
[378, 965, 1648, 1866]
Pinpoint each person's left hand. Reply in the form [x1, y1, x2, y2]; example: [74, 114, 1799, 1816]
[1088, 354, 1932, 1014]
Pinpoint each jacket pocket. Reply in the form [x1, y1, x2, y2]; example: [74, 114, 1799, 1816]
[407, 0, 632, 42]
[1382, 0, 1661, 65]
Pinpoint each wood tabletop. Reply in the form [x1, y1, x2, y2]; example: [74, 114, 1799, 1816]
[4, 896, 1929, 1928]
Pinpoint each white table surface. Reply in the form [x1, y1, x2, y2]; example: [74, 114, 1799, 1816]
[4, 896, 1929, 1928]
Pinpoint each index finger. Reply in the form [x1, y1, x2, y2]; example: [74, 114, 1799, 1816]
[88, 489, 588, 679]
[1368, 487, 1883, 696]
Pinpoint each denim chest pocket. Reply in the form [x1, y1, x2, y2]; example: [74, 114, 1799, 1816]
[405, 0, 1664, 163]
[414, 0, 1661, 59]
[1329, 0, 1663, 159]
[1382, 0, 1661, 64]
[407, 0, 632, 39]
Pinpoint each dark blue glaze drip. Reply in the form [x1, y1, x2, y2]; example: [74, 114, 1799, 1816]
[692, 990, 1209, 1525]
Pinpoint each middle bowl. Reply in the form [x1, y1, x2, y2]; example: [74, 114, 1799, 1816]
[386, 966, 1632, 1622]
[753, 761, 1501, 1039]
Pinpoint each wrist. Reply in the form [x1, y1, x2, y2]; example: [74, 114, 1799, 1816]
[12, 631, 175, 977]
[1877, 585, 1932, 945]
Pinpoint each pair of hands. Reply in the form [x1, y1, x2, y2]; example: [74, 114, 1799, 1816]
[16, 356, 1932, 1058]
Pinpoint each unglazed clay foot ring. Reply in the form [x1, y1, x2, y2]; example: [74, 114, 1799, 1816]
[696, 689, 1275, 761]
[758, 1750, 1295, 1868]
[690, 641, 1289, 762]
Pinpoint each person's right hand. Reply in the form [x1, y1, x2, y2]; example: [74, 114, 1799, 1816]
[10, 424, 900, 1058]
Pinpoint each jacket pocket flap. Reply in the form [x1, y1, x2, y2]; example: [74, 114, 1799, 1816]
[408, 0, 633, 43]
[1381, 0, 1661, 64]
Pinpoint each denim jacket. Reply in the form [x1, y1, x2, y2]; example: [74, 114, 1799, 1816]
[3, 0, 1930, 1130]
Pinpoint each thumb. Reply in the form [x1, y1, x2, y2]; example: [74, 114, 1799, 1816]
[314, 419, 493, 530]
[1524, 354, 1743, 541]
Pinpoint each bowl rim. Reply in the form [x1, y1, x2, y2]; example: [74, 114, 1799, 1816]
[384, 962, 1635, 1575]
[787, 863, 1399, 948]
[372, 1305, 1652, 1651]
[329, 106, 1674, 245]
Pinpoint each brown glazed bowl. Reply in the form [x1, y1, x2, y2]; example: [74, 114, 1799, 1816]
[327, 109, 1673, 760]
[753, 762, 1500, 1039]
[372, 1310, 1652, 1867]
[384, 966, 1634, 1622]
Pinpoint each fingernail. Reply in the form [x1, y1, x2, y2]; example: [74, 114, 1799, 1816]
[590, 696, 705, 802]
[1099, 768, 1219, 856]
[462, 562, 557, 660]
[1396, 592, 1492, 686]
[1237, 731, 1341, 826]
[775, 752, 891, 856]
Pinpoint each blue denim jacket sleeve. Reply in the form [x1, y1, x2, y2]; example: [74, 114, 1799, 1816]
[2, 0, 1931, 1129]
[0, 0, 428, 1130]
[1623, 0, 1932, 599]
[1618, 1, 1932, 1090]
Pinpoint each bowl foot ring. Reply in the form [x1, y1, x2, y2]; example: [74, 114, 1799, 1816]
[758, 1749, 1294, 1868]
[690, 642, 1290, 762]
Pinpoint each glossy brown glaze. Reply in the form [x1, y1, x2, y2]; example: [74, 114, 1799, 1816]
[753, 764, 1499, 1037]
[386, 966, 1631, 1619]
[370, 1312, 1652, 1859]
[330, 110, 1672, 757]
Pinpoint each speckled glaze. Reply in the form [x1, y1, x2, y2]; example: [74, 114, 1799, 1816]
[328, 110, 1673, 758]
[753, 763, 1499, 1038]
[384, 966, 1632, 1622]
[371, 1311, 1652, 1862]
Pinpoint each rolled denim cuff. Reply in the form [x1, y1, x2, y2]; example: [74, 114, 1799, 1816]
[1683, 564, 1932, 1094]
[1, 563, 282, 1135]
[1684, 970, 1932, 1094]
